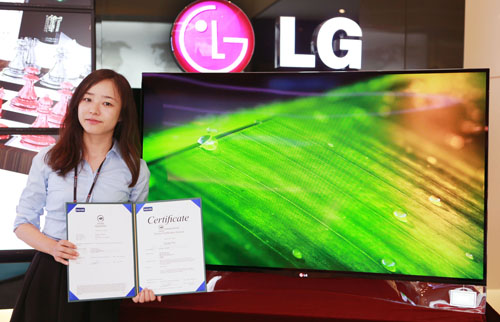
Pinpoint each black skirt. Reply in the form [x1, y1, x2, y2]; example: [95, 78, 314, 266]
[10, 251, 121, 322]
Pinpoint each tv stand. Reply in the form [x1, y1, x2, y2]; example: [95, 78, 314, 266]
[119, 271, 488, 321]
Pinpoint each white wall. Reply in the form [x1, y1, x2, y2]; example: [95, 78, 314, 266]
[463, 0, 500, 309]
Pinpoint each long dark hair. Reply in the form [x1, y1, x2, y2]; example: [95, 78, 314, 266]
[47, 69, 141, 187]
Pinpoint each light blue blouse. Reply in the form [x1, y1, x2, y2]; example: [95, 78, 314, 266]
[13, 142, 150, 241]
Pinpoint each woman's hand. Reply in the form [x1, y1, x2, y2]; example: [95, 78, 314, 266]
[51, 239, 78, 265]
[14, 224, 79, 265]
[132, 288, 162, 303]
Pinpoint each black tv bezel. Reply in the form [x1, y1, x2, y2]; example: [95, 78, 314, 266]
[141, 68, 489, 286]
[0, 249, 35, 263]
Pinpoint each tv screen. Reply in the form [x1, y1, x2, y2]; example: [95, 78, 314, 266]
[142, 70, 488, 284]
[0, 169, 30, 251]
[0, 9, 92, 129]
[0, 134, 55, 260]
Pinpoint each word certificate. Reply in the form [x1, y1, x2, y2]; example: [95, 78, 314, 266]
[66, 198, 206, 302]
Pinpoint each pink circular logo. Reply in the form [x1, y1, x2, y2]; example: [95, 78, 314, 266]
[171, 0, 255, 72]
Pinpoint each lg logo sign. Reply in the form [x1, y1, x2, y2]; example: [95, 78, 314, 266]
[171, 1, 362, 72]
[277, 16, 362, 70]
[171, 0, 255, 72]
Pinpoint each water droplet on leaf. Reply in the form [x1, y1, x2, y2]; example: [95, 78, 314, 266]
[393, 210, 408, 223]
[292, 249, 303, 259]
[381, 258, 397, 272]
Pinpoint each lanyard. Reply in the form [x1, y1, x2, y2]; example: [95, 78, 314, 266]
[73, 158, 106, 203]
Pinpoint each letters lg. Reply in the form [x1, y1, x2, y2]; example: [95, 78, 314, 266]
[277, 16, 362, 70]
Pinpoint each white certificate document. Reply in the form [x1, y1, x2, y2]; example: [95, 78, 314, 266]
[136, 199, 206, 295]
[67, 203, 136, 301]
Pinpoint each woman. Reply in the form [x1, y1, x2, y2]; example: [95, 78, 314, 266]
[11, 69, 160, 322]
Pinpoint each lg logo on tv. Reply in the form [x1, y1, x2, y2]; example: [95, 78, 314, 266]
[171, 0, 255, 72]
[277, 16, 363, 70]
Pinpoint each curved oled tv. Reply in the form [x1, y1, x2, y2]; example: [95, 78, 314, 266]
[142, 70, 488, 284]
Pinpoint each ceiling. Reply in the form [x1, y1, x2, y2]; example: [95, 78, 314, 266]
[95, 0, 279, 21]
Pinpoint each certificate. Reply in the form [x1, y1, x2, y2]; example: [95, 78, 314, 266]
[66, 198, 206, 302]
